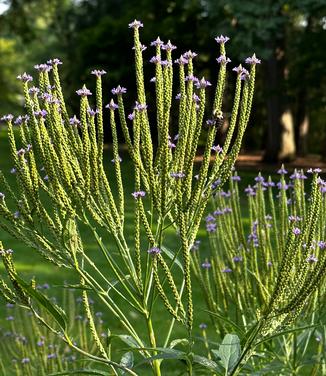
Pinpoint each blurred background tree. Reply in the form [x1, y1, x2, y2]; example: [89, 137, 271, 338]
[0, 0, 325, 161]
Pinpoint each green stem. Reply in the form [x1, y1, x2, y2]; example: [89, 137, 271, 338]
[146, 315, 161, 376]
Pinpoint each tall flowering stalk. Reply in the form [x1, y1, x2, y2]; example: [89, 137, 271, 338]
[193, 168, 326, 374]
[0, 20, 258, 374]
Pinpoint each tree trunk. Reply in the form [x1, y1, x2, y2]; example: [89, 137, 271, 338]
[263, 40, 296, 163]
[295, 87, 309, 156]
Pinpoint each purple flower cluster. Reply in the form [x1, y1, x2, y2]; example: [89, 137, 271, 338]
[247, 220, 259, 247]
[91, 69, 107, 77]
[148, 247, 161, 255]
[131, 191, 146, 199]
[76, 87, 92, 96]
[170, 172, 185, 179]
[111, 85, 127, 95]
[17, 73, 33, 83]
[105, 100, 119, 110]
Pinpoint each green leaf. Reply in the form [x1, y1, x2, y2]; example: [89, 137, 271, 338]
[193, 355, 219, 372]
[216, 334, 241, 372]
[119, 352, 134, 375]
[169, 338, 189, 349]
[204, 310, 245, 335]
[15, 275, 67, 331]
[161, 246, 183, 271]
[110, 334, 140, 349]
[48, 369, 108, 375]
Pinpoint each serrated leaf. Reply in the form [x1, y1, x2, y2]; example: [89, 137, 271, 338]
[15, 275, 67, 331]
[217, 334, 241, 372]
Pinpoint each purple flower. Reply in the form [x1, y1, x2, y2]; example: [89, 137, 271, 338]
[199, 323, 207, 330]
[168, 140, 176, 149]
[288, 215, 301, 222]
[206, 222, 216, 232]
[222, 267, 232, 273]
[10, 167, 16, 174]
[185, 74, 198, 83]
[91, 69, 107, 77]
[14, 211, 20, 219]
[21, 358, 30, 364]
[255, 175, 264, 183]
[174, 56, 189, 65]
[231, 175, 241, 181]
[245, 185, 256, 196]
[128, 112, 135, 120]
[240, 68, 250, 80]
[201, 261, 211, 269]
[87, 107, 100, 117]
[170, 172, 185, 179]
[292, 227, 301, 236]
[306, 254, 318, 263]
[132, 43, 147, 52]
[205, 214, 215, 222]
[131, 191, 146, 199]
[195, 78, 212, 89]
[206, 119, 216, 127]
[47, 58, 62, 65]
[14, 115, 26, 125]
[150, 55, 161, 64]
[76, 87, 92, 96]
[216, 55, 231, 64]
[245, 54, 261, 65]
[307, 168, 322, 174]
[6, 315, 14, 321]
[34, 109, 47, 119]
[34, 64, 52, 72]
[69, 116, 80, 126]
[134, 102, 147, 112]
[47, 353, 57, 359]
[160, 60, 172, 67]
[150, 37, 164, 47]
[267, 261, 273, 267]
[150, 77, 156, 83]
[277, 166, 288, 175]
[148, 247, 161, 255]
[232, 65, 244, 75]
[128, 20, 143, 29]
[183, 51, 197, 59]
[105, 100, 118, 110]
[17, 73, 33, 83]
[211, 145, 223, 154]
[215, 35, 230, 44]
[1, 114, 14, 122]
[162, 41, 177, 51]
[37, 340, 44, 347]
[277, 181, 289, 190]
[211, 179, 221, 190]
[0, 249, 13, 256]
[192, 94, 200, 103]
[17, 148, 26, 157]
[191, 240, 201, 251]
[28, 86, 40, 95]
[233, 256, 242, 262]
[318, 241, 326, 249]
[111, 86, 127, 95]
